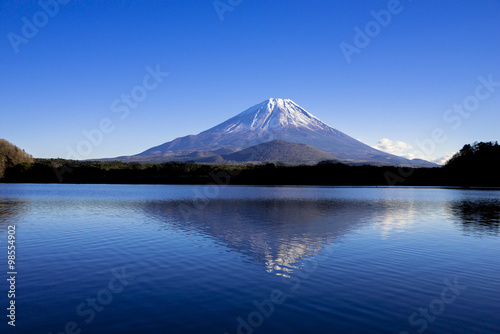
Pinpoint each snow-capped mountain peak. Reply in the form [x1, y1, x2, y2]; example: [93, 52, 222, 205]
[204, 98, 334, 134]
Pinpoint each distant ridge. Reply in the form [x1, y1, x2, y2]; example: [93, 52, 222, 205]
[198, 140, 337, 164]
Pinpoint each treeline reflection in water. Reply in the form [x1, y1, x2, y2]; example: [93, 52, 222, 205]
[449, 199, 500, 236]
[0, 199, 28, 233]
[1, 188, 499, 271]
[137, 194, 500, 276]
[2, 186, 500, 334]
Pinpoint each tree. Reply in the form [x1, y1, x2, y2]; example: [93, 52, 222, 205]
[0, 139, 34, 178]
[444, 141, 500, 186]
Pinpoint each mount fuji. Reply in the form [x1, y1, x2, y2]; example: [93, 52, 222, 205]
[119, 98, 435, 166]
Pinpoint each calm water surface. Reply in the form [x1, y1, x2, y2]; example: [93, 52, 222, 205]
[0, 184, 499, 333]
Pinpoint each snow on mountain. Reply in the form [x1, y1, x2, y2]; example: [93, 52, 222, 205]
[205, 98, 334, 134]
[135, 98, 436, 167]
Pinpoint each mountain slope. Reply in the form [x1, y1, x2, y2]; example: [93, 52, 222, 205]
[131, 98, 436, 166]
[199, 140, 336, 164]
[140, 98, 342, 155]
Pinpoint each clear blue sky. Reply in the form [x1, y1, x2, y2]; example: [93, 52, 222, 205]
[1, 0, 500, 163]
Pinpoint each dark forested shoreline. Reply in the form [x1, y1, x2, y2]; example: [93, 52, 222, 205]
[1, 142, 499, 187]
[0, 159, 495, 187]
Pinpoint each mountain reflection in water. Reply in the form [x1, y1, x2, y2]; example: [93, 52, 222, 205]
[140, 198, 393, 276]
[1, 185, 500, 334]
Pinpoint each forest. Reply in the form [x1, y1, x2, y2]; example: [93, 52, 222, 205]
[1, 141, 499, 187]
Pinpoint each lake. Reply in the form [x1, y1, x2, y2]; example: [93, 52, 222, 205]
[0, 184, 499, 334]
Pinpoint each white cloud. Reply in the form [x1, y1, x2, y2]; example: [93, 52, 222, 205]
[374, 138, 414, 155]
[373, 138, 456, 165]
[432, 152, 456, 165]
